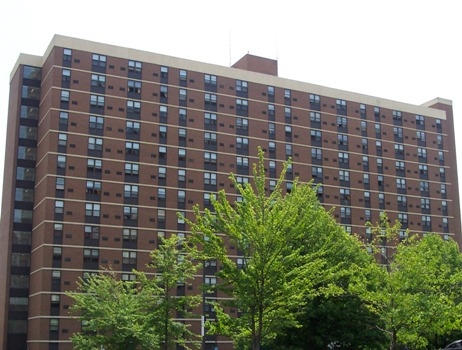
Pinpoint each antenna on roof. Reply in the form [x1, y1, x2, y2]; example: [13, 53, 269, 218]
[229, 29, 232, 66]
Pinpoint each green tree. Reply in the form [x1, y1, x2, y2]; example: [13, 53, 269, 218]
[185, 148, 353, 350]
[138, 234, 201, 350]
[356, 214, 462, 350]
[68, 235, 201, 350]
[67, 269, 160, 350]
[266, 202, 386, 349]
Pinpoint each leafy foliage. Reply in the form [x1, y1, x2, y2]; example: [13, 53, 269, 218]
[68, 235, 201, 350]
[185, 147, 370, 350]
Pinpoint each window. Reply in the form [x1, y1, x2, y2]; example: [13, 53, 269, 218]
[393, 127, 403, 140]
[269, 180, 277, 191]
[127, 100, 141, 114]
[122, 251, 137, 265]
[336, 99, 347, 112]
[55, 177, 65, 191]
[204, 93, 217, 107]
[60, 90, 70, 102]
[178, 190, 186, 203]
[125, 142, 140, 155]
[62, 69, 71, 82]
[416, 114, 425, 126]
[335, 134, 348, 148]
[284, 89, 291, 103]
[360, 104, 366, 118]
[438, 151, 444, 162]
[268, 141, 276, 153]
[59, 111, 68, 125]
[123, 206, 138, 220]
[205, 276, 217, 285]
[422, 215, 431, 227]
[88, 137, 103, 151]
[205, 112, 217, 125]
[86, 180, 102, 195]
[340, 188, 351, 203]
[339, 170, 350, 182]
[157, 209, 166, 222]
[89, 115, 104, 130]
[361, 138, 368, 150]
[396, 161, 405, 172]
[157, 167, 166, 179]
[179, 108, 187, 121]
[55, 200, 64, 214]
[340, 207, 351, 219]
[160, 85, 168, 98]
[440, 167, 445, 178]
[159, 125, 167, 139]
[237, 157, 249, 168]
[420, 181, 429, 192]
[160, 66, 168, 78]
[364, 191, 370, 203]
[87, 158, 102, 172]
[204, 172, 217, 185]
[377, 158, 383, 169]
[50, 319, 59, 332]
[92, 54, 106, 67]
[204, 152, 217, 164]
[205, 132, 217, 145]
[397, 195, 407, 207]
[128, 60, 142, 73]
[125, 163, 139, 176]
[311, 148, 322, 160]
[417, 131, 426, 142]
[179, 69, 187, 81]
[365, 209, 371, 221]
[124, 184, 138, 198]
[378, 193, 385, 205]
[13, 192, 31, 206]
[126, 121, 140, 134]
[421, 198, 430, 210]
[179, 89, 187, 102]
[85, 225, 100, 240]
[309, 93, 320, 106]
[396, 178, 406, 189]
[204, 74, 217, 86]
[56, 155, 66, 169]
[285, 125, 292, 137]
[359, 157, 369, 170]
[376, 140, 382, 152]
[267, 86, 275, 98]
[393, 110, 402, 121]
[90, 94, 104, 108]
[236, 98, 249, 114]
[269, 160, 276, 172]
[312, 167, 323, 178]
[398, 213, 408, 225]
[178, 148, 186, 161]
[91, 74, 105, 88]
[63, 48, 72, 61]
[394, 144, 404, 155]
[268, 104, 275, 117]
[338, 152, 349, 164]
[235, 117, 248, 131]
[375, 123, 381, 135]
[128, 80, 141, 93]
[337, 116, 347, 128]
[236, 80, 248, 92]
[311, 130, 322, 142]
[178, 169, 186, 182]
[58, 133, 67, 147]
[419, 164, 428, 176]
[178, 128, 186, 140]
[418, 147, 427, 160]
[123, 228, 137, 242]
[157, 188, 166, 200]
[236, 137, 249, 149]
[441, 183, 446, 195]
[284, 107, 291, 118]
[310, 112, 321, 123]
[83, 248, 99, 263]
[360, 120, 367, 132]
[85, 203, 101, 217]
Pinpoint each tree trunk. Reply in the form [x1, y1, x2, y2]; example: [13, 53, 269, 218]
[390, 329, 397, 350]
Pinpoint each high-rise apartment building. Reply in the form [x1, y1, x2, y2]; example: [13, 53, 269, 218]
[0, 35, 460, 350]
